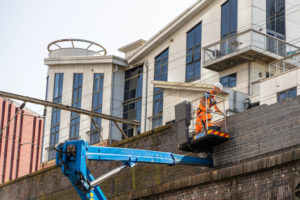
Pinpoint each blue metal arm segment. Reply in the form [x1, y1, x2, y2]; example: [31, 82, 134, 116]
[56, 140, 213, 200]
[86, 146, 212, 166]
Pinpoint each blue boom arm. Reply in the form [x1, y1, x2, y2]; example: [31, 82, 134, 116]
[56, 140, 213, 200]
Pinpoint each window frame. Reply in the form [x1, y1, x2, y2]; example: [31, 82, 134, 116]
[277, 87, 297, 103]
[153, 48, 169, 129]
[221, 0, 238, 40]
[69, 73, 83, 140]
[90, 73, 104, 144]
[122, 65, 143, 138]
[220, 73, 237, 88]
[186, 22, 202, 82]
[48, 73, 63, 161]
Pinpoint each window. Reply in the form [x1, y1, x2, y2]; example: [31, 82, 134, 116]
[221, 0, 238, 55]
[123, 100, 142, 137]
[266, 0, 286, 56]
[70, 73, 83, 139]
[220, 73, 237, 88]
[221, 0, 237, 40]
[277, 87, 297, 102]
[153, 48, 168, 129]
[122, 66, 143, 137]
[186, 23, 202, 81]
[267, 0, 285, 36]
[49, 73, 63, 160]
[90, 73, 104, 144]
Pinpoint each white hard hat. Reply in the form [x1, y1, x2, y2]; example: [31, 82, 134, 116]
[214, 83, 223, 90]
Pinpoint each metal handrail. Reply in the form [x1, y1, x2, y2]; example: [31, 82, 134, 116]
[47, 38, 107, 55]
[203, 29, 300, 50]
[190, 93, 228, 133]
[268, 52, 300, 76]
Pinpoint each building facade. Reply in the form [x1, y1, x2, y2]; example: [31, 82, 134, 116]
[0, 98, 43, 184]
[43, 39, 128, 162]
[42, 0, 300, 162]
[120, 0, 300, 130]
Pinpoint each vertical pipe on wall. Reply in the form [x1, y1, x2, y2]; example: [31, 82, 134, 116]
[2, 103, 12, 183]
[29, 117, 37, 174]
[35, 120, 42, 172]
[9, 107, 18, 180]
[248, 62, 251, 95]
[0, 101, 7, 155]
[15, 110, 24, 179]
[144, 60, 149, 132]
[109, 65, 118, 144]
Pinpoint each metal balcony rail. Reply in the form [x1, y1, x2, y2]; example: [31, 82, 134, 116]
[269, 52, 300, 77]
[189, 95, 227, 133]
[203, 29, 300, 64]
[47, 38, 107, 56]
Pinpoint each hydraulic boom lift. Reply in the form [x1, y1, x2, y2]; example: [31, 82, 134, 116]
[56, 140, 213, 200]
[0, 91, 229, 200]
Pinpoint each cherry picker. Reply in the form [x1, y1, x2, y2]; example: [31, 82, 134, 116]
[56, 100, 229, 200]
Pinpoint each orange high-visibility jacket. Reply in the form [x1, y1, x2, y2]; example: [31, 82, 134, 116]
[195, 91, 217, 133]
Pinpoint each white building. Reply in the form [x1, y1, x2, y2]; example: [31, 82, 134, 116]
[43, 0, 300, 162]
[43, 39, 128, 161]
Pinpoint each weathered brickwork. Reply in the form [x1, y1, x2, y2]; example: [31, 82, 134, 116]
[139, 161, 300, 200]
[214, 96, 300, 166]
[0, 96, 299, 200]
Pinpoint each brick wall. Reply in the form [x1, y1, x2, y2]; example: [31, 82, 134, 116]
[214, 95, 300, 166]
[0, 96, 299, 200]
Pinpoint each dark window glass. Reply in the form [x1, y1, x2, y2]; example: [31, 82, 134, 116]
[277, 87, 297, 102]
[221, 0, 238, 56]
[220, 73, 237, 88]
[70, 73, 83, 139]
[186, 23, 202, 81]
[266, 0, 286, 56]
[49, 73, 63, 160]
[267, 0, 285, 36]
[122, 66, 143, 138]
[221, 0, 237, 39]
[153, 49, 168, 129]
[90, 73, 104, 144]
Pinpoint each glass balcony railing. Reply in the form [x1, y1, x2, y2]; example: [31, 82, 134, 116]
[203, 29, 300, 66]
[269, 52, 300, 77]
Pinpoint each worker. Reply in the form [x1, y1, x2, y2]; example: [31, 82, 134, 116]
[195, 83, 224, 134]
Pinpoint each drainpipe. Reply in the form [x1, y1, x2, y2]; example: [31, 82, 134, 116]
[248, 62, 251, 95]
[143, 61, 149, 132]
[109, 65, 118, 144]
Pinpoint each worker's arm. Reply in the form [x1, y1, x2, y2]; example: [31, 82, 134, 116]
[213, 104, 223, 115]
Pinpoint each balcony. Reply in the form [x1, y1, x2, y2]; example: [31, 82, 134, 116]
[203, 29, 300, 71]
[269, 52, 300, 76]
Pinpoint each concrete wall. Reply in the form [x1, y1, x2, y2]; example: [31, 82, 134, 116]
[1, 96, 300, 199]
[260, 67, 300, 105]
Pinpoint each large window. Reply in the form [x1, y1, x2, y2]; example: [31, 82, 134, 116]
[221, 0, 238, 55]
[90, 73, 104, 144]
[123, 66, 143, 137]
[221, 0, 237, 39]
[70, 73, 83, 139]
[49, 73, 63, 160]
[266, 0, 285, 55]
[186, 23, 202, 81]
[277, 87, 297, 102]
[153, 48, 168, 129]
[267, 0, 285, 37]
[220, 73, 237, 88]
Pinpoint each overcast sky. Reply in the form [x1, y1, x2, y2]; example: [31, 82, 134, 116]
[0, 0, 197, 113]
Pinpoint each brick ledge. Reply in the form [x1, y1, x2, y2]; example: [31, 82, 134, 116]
[112, 147, 300, 200]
